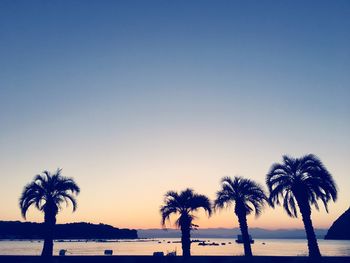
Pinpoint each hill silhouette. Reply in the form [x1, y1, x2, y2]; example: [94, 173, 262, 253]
[325, 207, 350, 240]
[138, 227, 327, 239]
[0, 221, 137, 239]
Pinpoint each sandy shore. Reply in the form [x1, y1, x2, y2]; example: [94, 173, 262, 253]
[0, 256, 349, 263]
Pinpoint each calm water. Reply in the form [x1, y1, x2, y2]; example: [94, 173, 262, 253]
[0, 238, 349, 256]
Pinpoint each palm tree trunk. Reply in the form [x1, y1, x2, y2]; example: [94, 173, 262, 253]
[41, 212, 56, 257]
[181, 224, 191, 257]
[298, 203, 321, 257]
[237, 213, 252, 257]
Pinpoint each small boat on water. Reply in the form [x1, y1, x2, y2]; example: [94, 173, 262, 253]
[235, 235, 254, 244]
[198, 241, 220, 246]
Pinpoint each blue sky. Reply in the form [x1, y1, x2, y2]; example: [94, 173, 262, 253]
[0, 0, 349, 229]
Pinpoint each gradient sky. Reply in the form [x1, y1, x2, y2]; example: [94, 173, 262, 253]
[0, 0, 349, 230]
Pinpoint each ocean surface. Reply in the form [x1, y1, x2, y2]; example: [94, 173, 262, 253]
[0, 238, 349, 256]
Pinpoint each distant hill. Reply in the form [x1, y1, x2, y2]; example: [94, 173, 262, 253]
[0, 221, 138, 239]
[325, 207, 350, 240]
[138, 228, 327, 239]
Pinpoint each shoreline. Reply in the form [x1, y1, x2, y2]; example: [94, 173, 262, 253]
[0, 256, 349, 263]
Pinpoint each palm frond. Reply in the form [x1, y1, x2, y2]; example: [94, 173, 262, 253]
[215, 176, 267, 217]
[19, 169, 79, 219]
[159, 189, 211, 229]
[266, 154, 337, 218]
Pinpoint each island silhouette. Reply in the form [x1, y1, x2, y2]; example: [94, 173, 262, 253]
[0, 221, 137, 240]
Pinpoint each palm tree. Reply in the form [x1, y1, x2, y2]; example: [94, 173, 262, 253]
[214, 176, 267, 256]
[266, 154, 337, 258]
[160, 188, 212, 257]
[19, 169, 80, 256]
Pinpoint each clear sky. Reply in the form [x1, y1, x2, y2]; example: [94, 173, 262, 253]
[0, 0, 349, 230]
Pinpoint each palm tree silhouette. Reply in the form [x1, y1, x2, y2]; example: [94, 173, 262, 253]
[266, 154, 337, 257]
[214, 176, 267, 256]
[160, 188, 212, 257]
[19, 169, 80, 256]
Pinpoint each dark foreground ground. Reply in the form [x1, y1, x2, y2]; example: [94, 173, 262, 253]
[0, 256, 349, 263]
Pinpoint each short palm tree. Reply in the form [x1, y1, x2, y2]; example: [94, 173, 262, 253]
[19, 169, 80, 256]
[214, 176, 267, 256]
[160, 188, 212, 257]
[266, 154, 337, 258]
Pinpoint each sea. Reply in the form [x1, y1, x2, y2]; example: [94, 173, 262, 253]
[0, 238, 349, 256]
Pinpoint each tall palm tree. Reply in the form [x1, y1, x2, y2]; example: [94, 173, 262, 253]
[160, 188, 212, 257]
[266, 154, 337, 258]
[214, 176, 267, 256]
[19, 169, 80, 256]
